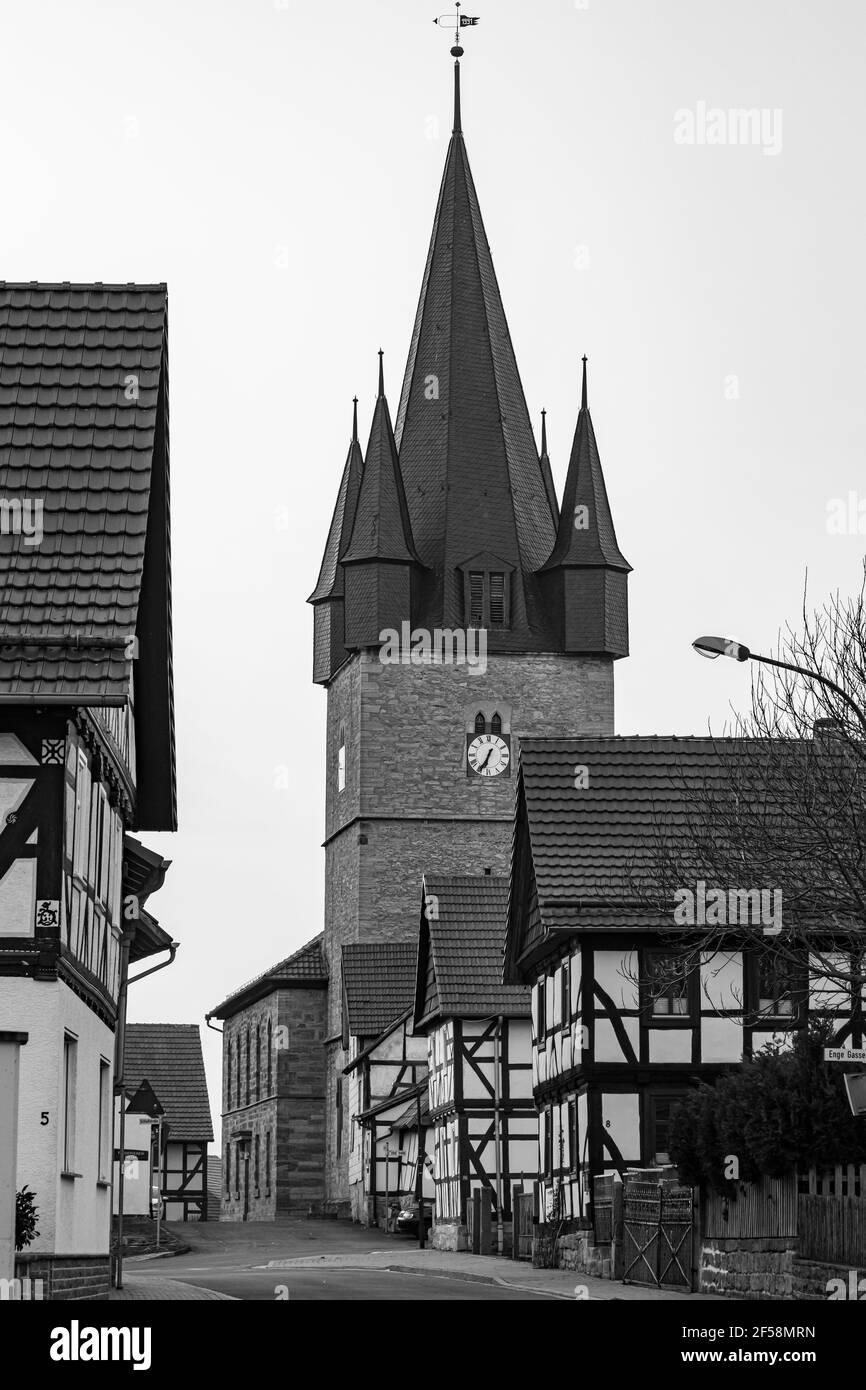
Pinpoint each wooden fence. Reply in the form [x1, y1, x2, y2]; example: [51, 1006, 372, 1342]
[799, 1194, 866, 1266]
[703, 1175, 798, 1240]
[593, 1173, 614, 1245]
[798, 1164, 866, 1198]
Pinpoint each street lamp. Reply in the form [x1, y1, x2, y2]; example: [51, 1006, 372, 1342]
[692, 634, 866, 733]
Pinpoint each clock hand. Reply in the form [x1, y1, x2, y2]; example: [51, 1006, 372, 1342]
[478, 749, 494, 771]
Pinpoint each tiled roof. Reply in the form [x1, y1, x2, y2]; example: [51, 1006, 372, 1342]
[392, 101, 559, 648]
[510, 738, 748, 951]
[342, 941, 418, 1037]
[123, 1024, 213, 1143]
[0, 282, 175, 828]
[209, 934, 328, 1018]
[415, 875, 529, 1028]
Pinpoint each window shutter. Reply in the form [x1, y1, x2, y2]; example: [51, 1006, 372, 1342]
[489, 573, 505, 625]
[469, 573, 484, 624]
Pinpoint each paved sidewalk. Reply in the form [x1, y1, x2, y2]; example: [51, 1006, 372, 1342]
[264, 1248, 721, 1301]
[109, 1276, 236, 1301]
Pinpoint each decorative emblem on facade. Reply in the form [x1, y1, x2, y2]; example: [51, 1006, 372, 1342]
[35, 900, 60, 929]
[41, 739, 65, 765]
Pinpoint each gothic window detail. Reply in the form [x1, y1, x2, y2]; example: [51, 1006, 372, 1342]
[227, 1039, 233, 1109]
[474, 711, 486, 735]
[245, 1025, 251, 1105]
[235, 1034, 241, 1108]
[267, 1018, 273, 1094]
[491, 712, 502, 735]
[255, 1024, 261, 1102]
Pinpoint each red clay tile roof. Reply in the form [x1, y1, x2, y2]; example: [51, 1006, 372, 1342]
[415, 875, 528, 1029]
[123, 1023, 213, 1143]
[208, 934, 328, 1018]
[342, 941, 418, 1037]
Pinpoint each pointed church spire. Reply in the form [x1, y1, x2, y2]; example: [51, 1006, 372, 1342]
[352, 395, 359, 443]
[394, 57, 558, 646]
[538, 409, 559, 526]
[309, 396, 367, 682]
[343, 353, 419, 567]
[540, 359, 631, 658]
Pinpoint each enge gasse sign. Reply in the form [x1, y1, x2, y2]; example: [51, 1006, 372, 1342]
[823, 1047, 866, 1063]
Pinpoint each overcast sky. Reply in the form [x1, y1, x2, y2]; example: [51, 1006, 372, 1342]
[4, 0, 863, 1139]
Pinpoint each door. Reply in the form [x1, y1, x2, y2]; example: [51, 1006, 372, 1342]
[622, 1178, 692, 1291]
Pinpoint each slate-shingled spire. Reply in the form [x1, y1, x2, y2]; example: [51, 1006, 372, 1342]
[342, 353, 420, 649]
[538, 409, 559, 527]
[309, 398, 365, 683]
[540, 357, 631, 658]
[393, 58, 559, 650]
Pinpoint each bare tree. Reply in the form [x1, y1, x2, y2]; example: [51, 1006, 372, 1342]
[629, 564, 866, 1017]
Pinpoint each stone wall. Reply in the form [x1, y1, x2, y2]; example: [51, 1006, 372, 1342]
[432, 1220, 468, 1252]
[700, 1239, 796, 1299]
[13, 1252, 110, 1300]
[555, 1227, 612, 1280]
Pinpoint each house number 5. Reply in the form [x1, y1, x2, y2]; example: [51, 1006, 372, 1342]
[40, 1111, 49, 1125]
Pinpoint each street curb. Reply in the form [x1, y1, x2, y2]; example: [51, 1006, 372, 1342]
[263, 1257, 574, 1300]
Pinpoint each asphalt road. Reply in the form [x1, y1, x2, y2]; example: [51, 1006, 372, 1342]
[140, 1266, 554, 1300]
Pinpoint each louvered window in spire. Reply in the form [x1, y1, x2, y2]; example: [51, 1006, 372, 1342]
[469, 573, 484, 625]
[489, 574, 505, 626]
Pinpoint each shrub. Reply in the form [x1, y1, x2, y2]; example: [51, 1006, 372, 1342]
[15, 1186, 40, 1251]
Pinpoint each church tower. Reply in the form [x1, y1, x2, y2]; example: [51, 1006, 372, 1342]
[309, 51, 630, 1209]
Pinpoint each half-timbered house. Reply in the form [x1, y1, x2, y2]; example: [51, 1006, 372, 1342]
[413, 875, 537, 1252]
[0, 282, 178, 1297]
[123, 1024, 213, 1221]
[341, 942, 428, 1223]
[503, 736, 864, 1225]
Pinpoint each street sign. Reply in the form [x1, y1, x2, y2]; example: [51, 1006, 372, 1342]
[823, 1046, 866, 1063]
[843, 1074, 866, 1117]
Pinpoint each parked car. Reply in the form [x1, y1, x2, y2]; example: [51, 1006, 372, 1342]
[395, 1199, 433, 1236]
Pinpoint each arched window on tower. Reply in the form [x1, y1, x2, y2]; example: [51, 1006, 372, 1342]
[245, 1025, 251, 1106]
[255, 1024, 261, 1102]
[235, 1035, 241, 1109]
[491, 712, 502, 735]
[474, 711, 486, 735]
[267, 1018, 273, 1095]
[227, 1039, 233, 1109]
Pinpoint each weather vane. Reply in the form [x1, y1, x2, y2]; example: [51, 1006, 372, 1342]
[433, 3, 480, 58]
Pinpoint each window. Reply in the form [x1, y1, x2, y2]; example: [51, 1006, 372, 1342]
[537, 979, 547, 1039]
[235, 1035, 241, 1108]
[648, 954, 691, 1018]
[474, 711, 486, 735]
[97, 1059, 111, 1181]
[648, 1094, 686, 1166]
[267, 1018, 273, 1095]
[265, 1131, 271, 1196]
[568, 1099, 578, 1173]
[758, 956, 796, 1019]
[225, 1143, 231, 1196]
[227, 1039, 233, 1109]
[336, 1079, 343, 1158]
[245, 1026, 251, 1106]
[338, 727, 346, 792]
[235, 1143, 241, 1195]
[491, 712, 502, 736]
[254, 1134, 260, 1192]
[465, 570, 509, 628]
[62, 1035, 78, 1171]
[255, 1025, 261, 1102]
[543, 1107, 553, 1177]
[561, 958, 571, 1028]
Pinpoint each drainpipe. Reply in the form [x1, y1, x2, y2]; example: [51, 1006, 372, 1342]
[494, 1016, 504, 1255]
[113, 941, 178, 1290]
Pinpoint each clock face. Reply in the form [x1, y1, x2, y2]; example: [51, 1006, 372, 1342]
[467, 733, 511, 778]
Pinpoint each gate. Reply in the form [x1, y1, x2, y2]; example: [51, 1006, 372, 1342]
[513, 1191, 535, 1262]
[623, 1177, 693, 1291]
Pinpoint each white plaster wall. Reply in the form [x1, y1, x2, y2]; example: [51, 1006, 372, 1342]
[594, 950, 638, 1008]
[0, 978, 113, 1256]
[601, 1091, 639, 1158]
[648, 1029, 692, 1064]
[702, 1016, 743, 1063]
[594, 1015, 640, 1062]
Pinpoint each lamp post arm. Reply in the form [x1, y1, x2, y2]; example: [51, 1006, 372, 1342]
[749, 652, 866, 734]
